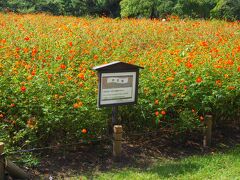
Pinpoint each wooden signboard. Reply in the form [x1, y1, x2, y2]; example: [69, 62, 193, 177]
[93, 61, 143, 107]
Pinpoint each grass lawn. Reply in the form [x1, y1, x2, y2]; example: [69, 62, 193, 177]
[73, 145, 240, 180]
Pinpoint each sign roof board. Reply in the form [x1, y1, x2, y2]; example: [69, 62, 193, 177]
[92, 61, 144, 72]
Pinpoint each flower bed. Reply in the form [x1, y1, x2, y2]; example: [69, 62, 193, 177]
[0, 14, 239, 147]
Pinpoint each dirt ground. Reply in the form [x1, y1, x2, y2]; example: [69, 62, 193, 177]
[9, 124, 240, 179]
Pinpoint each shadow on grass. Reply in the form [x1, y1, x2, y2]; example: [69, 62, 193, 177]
[148, 162, 201, 178]
[92, 161, 201, 179]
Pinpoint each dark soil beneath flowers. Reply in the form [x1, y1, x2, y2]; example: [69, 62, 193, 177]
[8, 124, 240, 179]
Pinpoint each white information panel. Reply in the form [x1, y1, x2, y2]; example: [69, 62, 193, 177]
[100, 72, 136, 105]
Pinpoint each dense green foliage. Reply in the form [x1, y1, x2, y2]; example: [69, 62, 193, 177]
[211, 0, 240, 21]
[0, 14, 239, 149]
[173, 0, 217, 19]
[1, 0, 120, 17]
[120, 0, 155, 18]
[0, 0, 240, 20]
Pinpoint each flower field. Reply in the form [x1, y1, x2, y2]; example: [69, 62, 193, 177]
[0, 14, 239, 147]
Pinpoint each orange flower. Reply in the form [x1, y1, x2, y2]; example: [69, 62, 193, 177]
[69, 42, 73, 46]
[73, 102, 83, 108]
[78, 73, 85, 80]
[21, 86, 26, 92]
[228, 86, 235, 90]
[31, 71, 36, 76]
[155, 111, 159, 116]
[81, 129, 87, 134]
[56, 56, 62, 60]
[238, 66, 240, 72]
[24, 36, 30, 41]
[199, 116, 204, 122]
[27, 75, 32, 81]
[200, 41, 208, 47]
[185, 62, 193, 68]
[226, 60, 233, 65]
[47, 74, 52, 79]
[166, 77, 174, 81]
[54, 94, 59, 99]
[214, 65, 223, 69]
[73, 103, 79, 108]
[31, 48, 37, 57]
[22, 48, 28, 54]
[215, 80, 222, 87]
[27, 118, 36, 129]
[25, 64, 31, 69]
[79, 82, 84, 87]
[154, 99, 159, 105]
[60, 64, 66, 69]
[94, 55, 98, 60]
[1, 39, 6, 44]
[224, 74, 229, 78]
[196, 77, 202, 83]
[161, 110, 166, 115]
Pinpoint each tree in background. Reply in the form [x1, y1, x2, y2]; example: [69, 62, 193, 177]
[156, 0, 176, 18]
[0, 0, 8, 11]
[120, 0, 216, 19]
[7, 0, 37, 13]
[120, 0, 155, 18]
[5, 0, 65, 15]
[0, 0, 240, 20]
[96, 0, 121, 17]
[63, 0, 90, 16]
[2, 0, 119, 17]
[36, 0, 65, 15]
[120, 0, 176, 18]
[211, 0, 240, 21]
[174, 0, 217, 19]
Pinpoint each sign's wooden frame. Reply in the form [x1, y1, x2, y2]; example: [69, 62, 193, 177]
[93, 61, 143, 107]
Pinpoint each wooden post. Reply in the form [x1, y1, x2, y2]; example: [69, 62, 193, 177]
[203, 115, 213, 147]
[113, 125, 122, 160]
[109, 106, 118, 135]
[5, 159, 28, 179]
[112, 106, 118, 126]
[0, 142, 5, 180]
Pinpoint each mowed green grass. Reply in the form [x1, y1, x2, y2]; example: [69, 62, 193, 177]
[73, 145, 240, 180]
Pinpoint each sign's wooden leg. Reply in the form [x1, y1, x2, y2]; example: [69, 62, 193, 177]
[113, 125, 122, 160]
[203, 115, 213, 147]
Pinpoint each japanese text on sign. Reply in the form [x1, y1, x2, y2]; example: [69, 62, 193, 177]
[100, 72, 136, 105]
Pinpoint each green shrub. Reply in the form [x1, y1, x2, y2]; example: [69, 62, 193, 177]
[0, 15, 239, 149]
[120, 0, 155, 18]
[174, 0, 217, 19]
[211, 0, 240, 21]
